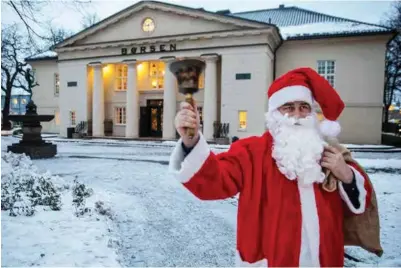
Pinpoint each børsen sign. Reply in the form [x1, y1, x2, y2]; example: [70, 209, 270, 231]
[121, 44, 177, 55]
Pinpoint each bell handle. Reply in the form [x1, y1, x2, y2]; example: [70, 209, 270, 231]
[185, 93, 196, 139]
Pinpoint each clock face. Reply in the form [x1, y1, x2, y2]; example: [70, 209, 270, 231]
[142, 18, 155, 33]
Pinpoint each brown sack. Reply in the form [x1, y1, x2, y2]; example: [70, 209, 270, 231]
[322, 139, 384, 257]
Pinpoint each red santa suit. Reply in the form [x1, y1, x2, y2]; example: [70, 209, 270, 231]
[169, 67, 372, 267]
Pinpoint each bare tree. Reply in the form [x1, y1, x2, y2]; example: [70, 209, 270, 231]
[81, 12, 101, 29]
[4, 0, 91, 51]
[1, 24, 31, 130]
[383, 1, 401, 124]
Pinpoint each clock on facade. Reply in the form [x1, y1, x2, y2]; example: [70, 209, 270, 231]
[142, 18, 155, 33]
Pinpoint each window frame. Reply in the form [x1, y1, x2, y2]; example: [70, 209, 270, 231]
[69, 111, 76, 127]
[54, 73, 60, 96]
[317, 60, 336, 87]
[238, 110, 248, 131]
[114, 106, 127, 126]
[115, 64, 128, 92]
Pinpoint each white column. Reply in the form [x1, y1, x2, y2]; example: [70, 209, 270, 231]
[125, 60, 139, 138]
[92, 63, 104, 137]
[202, 56, 218, 141]
[162, 58, 177, 139]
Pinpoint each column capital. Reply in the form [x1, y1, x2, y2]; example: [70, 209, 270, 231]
[122, 59, 137, 65]
[88, 61, 102, 67]
[200, 54, 219, 62]
[160, 56, 176, 63]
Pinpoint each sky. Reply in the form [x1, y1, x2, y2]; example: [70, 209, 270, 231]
[1, 0, 398, 35]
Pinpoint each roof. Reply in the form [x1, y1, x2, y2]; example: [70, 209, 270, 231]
[25, 3, 394, 61]
[25, 50, 58, 62]
[232, 6, 393, 40]
[1, 87, 31, 96]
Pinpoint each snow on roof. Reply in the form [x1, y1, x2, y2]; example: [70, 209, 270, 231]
[279, 21, 390, 40]
[26, 50, 58, 61]
[1, 87, 31, 96]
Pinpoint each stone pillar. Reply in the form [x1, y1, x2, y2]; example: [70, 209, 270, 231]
[162, 57, 177, 139]
[202, 55, 218, 141]
[125, 60, 139, 138]
[92, 62, 104, 137]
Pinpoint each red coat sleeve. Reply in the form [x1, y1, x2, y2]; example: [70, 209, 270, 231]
[338, 162, 372, 215]
[169, 133, 253, 200]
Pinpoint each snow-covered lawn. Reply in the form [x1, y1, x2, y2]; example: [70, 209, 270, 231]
[1, 136, 401, 267]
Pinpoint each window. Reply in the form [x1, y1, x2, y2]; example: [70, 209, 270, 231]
[197, 106, 203, 127]
[21, 98, 27, 105]
[55, 111, 60, 125]
[149, 62, 164, 89]
[238, 111, 247, 130]
[317, 60, 335, 86]
[69, 111, 76, 126]
[115, 107, 126, 125]
[115, 65, 128, 91]
[54, 73, 60, 95]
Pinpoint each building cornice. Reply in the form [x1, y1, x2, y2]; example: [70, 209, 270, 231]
[55, 28, 280, 53]
[56, 1, 271, 49]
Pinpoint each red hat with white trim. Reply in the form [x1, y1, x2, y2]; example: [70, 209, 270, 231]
[267, 67, 345, 137]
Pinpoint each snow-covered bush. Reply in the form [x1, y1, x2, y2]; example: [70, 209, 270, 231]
[1, 152, 63, 216]
[95, 201, 114, 220]
[72, 179, 94, 217]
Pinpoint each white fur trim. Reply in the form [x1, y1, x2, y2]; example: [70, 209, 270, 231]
[297, 184, 321, 267]
[268, 85, 313, 112]
[338, 165, 367, 214]
[320, 119, 341, 137]
[168, 132, 211, 183]
[235, 251, 268, 267]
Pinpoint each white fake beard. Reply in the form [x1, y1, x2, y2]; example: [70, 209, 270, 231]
[266, 110, 327, 187]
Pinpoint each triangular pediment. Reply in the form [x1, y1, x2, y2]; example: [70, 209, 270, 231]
[57, 1, 269, 48]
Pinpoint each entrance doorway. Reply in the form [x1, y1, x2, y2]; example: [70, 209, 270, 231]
[139, 99, 163, 137]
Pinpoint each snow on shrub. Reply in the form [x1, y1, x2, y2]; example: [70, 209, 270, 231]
[72, 179, 94, 217]
[1, 152, 64, 216]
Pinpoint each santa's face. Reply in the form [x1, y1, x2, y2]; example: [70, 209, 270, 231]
[266, 101, 326, 187]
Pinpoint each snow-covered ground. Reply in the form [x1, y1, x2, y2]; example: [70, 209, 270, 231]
[1, 136, 401, 267]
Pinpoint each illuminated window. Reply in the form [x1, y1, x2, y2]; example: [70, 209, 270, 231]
[21, 98, 27, 105]
[54, 73, 60, 95]
[12, 98, 18, 105]
[149, 62, 164, 89]
[317, 60, 335, 87]
[115, 65, 128, 91]
[316, 111, 325, 122]
[238, 111, 247, 130]
[55, 110, 60, 125]
[69, 111, 76, 126]
[115, 107, 126, 125]
[198, 72, 205, 89]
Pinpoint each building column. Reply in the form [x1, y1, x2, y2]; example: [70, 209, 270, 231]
[162, 57, 177, 139]
[125, 60, 139, 138]
[202, 55, 218, 141]
[91, 62, 104, 137]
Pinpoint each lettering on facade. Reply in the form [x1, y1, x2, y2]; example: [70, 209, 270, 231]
[121, 44, 177, 55]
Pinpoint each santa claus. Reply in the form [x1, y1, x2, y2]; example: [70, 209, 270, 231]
[169, 67, 372, 267]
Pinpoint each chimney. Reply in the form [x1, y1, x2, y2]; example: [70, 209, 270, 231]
[279, 4, 285, 8]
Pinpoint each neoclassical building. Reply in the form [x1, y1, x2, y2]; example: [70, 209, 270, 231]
[27, 1, 395, 144]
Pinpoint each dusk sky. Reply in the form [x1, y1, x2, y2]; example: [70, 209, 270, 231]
[1, 0, 397, 35]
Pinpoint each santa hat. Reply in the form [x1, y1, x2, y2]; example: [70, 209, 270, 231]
[267, 67, 345, 137]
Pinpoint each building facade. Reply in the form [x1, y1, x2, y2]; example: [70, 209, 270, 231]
[26, 1, 395, 144]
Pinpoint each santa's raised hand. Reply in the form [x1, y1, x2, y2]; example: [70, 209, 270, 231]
[321, 145, 354, 184]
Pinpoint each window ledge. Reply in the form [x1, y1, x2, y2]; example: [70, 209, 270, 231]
[238, 128, 247, 132]
[114, 89, 127, 92]
[114, 124, 126, 126]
